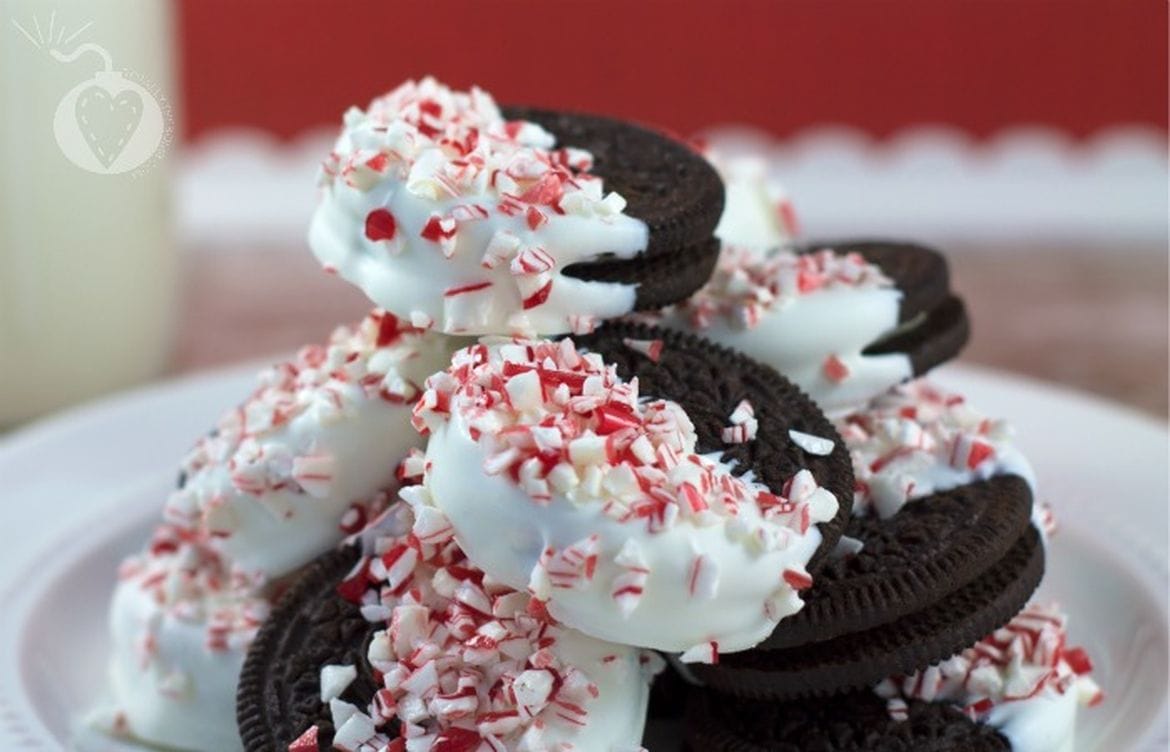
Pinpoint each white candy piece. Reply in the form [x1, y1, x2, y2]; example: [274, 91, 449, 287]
[788, 429, 835, 456]
[320, 664, 358, 703]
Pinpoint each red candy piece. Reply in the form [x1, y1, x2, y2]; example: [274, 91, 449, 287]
[432, 727, 481, 752]
[444, 281, 493, 297]
[781, 566, 813, 591]
[335, 557, 371, 604]
[287, 725, 319, 752]
[822, 354, 850, 383]
[365, 208, 397, 242]
[1062, 646, 1094, 675]
[522, 280, 553, 309]
[421, 215, 458, 242]
[966, 439, 995, 469]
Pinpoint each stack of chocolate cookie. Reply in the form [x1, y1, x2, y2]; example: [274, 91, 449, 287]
[225, 77, 1098, 752]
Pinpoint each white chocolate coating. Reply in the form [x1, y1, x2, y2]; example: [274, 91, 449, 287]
[102, 312, 457, 751]
[309, 77, 648, 336]
[837, 379, 1036, 519]
[654, 246, 911, 412]
[412, 339, 838, 657]
[105, 528, 266, 752]
[164, 312, 457, 580]
[710, 152, 797, 252]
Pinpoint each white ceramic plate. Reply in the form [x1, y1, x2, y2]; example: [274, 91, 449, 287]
[0, 362, 1166, 751]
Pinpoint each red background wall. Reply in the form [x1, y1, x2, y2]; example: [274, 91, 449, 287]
[177, 0, 1167, 143]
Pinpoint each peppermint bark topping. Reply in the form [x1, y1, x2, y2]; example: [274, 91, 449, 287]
[165, 310, 432, 541]
[117, 525, 271, 656]
[293, 502, 652, 751]
[876, 602, 1102, 722]
[680, 246, 892, 330]
[836, 380, 1024, 518]
[412, 339, 833, 539]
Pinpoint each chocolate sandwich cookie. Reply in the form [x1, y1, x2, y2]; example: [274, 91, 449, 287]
[690, 379, 1045, 698]
[310, 77, 724, 337]
[655, 240, 968, 411]
[411, 321, 854, 659]
[239, 502, 656, 751]
[842, 240, 969, 379]
[506, 106, 724, 307]
[685, 601, 1101, 752]
[237, 546, 373, 751]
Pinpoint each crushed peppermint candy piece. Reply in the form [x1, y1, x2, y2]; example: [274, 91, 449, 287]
[822, 354, 851, 383]
[679, 641, 720, 665]
[320, 664, 358, 703]
[287, 725, 319, 752]
[877, 602, 1102, 723]
[788, 429, 835, 456]
[622, 337, 664, 363]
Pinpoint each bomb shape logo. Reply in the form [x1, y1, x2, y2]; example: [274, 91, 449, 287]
[51, 43, 166, 174]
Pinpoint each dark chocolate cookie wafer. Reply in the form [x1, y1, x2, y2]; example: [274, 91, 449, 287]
[692, 524, 1044, 699]
[237, 546, 377, 751]
[507, 107, 726, 311]
[762, 474, 1034, 649]
[575, 320, 853, 573]
[685, 685, 1010, 752]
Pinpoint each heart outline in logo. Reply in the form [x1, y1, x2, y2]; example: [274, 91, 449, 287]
[74, 85, 144, 168]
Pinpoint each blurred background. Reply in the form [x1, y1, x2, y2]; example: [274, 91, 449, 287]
[1, 0, 1166, 428]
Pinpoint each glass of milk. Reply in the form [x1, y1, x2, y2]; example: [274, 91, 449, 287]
[0, 0, 177, 426]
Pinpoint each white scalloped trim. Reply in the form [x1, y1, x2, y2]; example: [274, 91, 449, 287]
[701, 123, 1167, 247]
[176, 124, 1167, 249]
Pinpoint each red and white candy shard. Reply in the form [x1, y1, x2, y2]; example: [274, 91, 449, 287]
[876, 602, 1101, 751]
[652, 244, 912, 411]
[836, 379, 1036, 521]
[293, 502, 653, 751]
[410, 338, 840, 656]
[105, 524, 272, 752]
[309, 76, 650, 336]
[163, 309, 456, 580]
